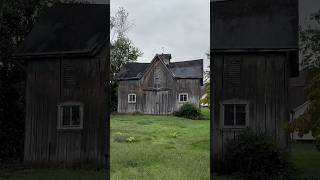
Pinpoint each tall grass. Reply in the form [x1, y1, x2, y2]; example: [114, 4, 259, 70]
[110, 114, 210, 180]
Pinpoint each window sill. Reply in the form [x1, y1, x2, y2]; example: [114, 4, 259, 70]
[178, 101, 188, 103]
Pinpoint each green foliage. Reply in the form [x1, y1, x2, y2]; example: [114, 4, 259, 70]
[110, 7, 142, 112]
[299, 9, 320, 69]
[295, 9, 320, 150]
[174, 103, 201, 120]
[126, 136, 136, 143]
[0, 0, 51, 165]
[113, 132, 129, 143]
[110, 37, 142, 79]
[200, 82, 210, 108]
[289, 67, 320, 149]
[222, 130, 295, 180]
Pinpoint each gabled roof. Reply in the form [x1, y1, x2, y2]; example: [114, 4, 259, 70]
[14, 3, 108, 59]
[116, 63, 149, 80]
[116, 56, 203, 81]
[211, 0, 299, 50]
[168, 60, 203, 79]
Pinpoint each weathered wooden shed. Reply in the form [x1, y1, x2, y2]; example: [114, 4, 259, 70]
[211, 0, 299, 170]
[116, 54, 203, 115]
[14, 3, 109, 166]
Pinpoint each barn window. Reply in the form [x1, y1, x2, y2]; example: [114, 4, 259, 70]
[220, 99, 249, 128]
[154, 66, 161, 88]
[57, 102, 83, 129]
[179, 93, 188, 102]
[128, 94, 136, 103]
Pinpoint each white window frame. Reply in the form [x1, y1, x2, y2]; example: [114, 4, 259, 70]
[178, 93, 189, 103]
[128, 93, 137, 103]
[57, 102, 83, 130]
[220, 99, 249, 129]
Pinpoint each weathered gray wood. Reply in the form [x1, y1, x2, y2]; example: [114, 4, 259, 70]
[24, 46, 108, 166]
[117, 59, 202, 114]
[212, 53, 291, 162]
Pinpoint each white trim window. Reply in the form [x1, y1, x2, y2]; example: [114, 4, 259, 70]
[179, 93, 188, 102]
[220, 99, 249, 128]
[128, 93, 136, 103]
[57, 102, 83, 129]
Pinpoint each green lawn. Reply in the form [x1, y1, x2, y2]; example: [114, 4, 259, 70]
[110, 108, 210, 180]
[213, 142, 320, 180]
[291, 142, 320, 178]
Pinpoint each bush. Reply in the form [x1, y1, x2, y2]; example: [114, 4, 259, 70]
[222, 129, 295, 180]
[316, 137, 320, 151]
[174, 103, 201, 120]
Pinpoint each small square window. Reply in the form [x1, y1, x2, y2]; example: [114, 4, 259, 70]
[179, 93, 188, 102]
[222, 103, 248, 128]
[128, 94, 136, 103]
[58, 102, 83, 129]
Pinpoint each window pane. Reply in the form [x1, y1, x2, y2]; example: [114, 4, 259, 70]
[180, 95, 183, 101]
[133, 95, 136, 101]
[235, 104, 246, 126]
[224, 104, 234, 126]
[71, 106, 80, 126]
[62, 106, 71, 126]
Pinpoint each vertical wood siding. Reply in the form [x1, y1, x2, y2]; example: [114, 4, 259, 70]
[24, 48, 108, 165]
[212, 53, 290, 161]
[117, 60, 202, 114]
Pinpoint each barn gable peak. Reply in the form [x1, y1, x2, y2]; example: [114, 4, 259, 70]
[156, 53, 172, 65]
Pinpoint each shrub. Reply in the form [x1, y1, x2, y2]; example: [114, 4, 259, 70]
[113, 132, 130, 143]
[222, 129, 295, 180]
[174, 103, 201, 120]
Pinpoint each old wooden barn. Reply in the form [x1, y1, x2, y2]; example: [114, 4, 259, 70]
[14, 4, 109, 165]
[116, 54, 203, 115]
[211, 0, 299, 169]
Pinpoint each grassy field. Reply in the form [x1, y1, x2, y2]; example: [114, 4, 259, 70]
[110, 108, 210, 180]
[291, 142, 320, 178]
[213, 142, 320, 180]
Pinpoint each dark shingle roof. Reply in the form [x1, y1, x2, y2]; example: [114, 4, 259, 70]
[116, 63, 149, 80]
[211, 0, 299, 50]
[14, 4, 108, 58]
[116, 59, 203, 81]
[168, 60, 203, 79]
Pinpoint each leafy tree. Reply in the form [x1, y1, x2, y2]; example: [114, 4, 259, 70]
[200, 52, 210, 108]
[288, 10, 320, 150]
[110, 37, 142, 79]
[110, 7, 142, 111]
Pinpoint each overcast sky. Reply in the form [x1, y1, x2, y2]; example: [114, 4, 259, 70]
[110, 0, 320, 70]
[111, 0, 210, 69]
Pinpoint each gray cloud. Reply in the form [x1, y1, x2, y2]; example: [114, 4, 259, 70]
[111, 0, 210, 70]
[111, 0, 320, 71]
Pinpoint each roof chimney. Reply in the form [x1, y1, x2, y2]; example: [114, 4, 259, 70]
[157, 53, 171, 65]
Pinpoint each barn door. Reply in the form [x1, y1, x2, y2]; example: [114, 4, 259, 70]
[144, 90, 172, 115]
[155, 90, 171, 115]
